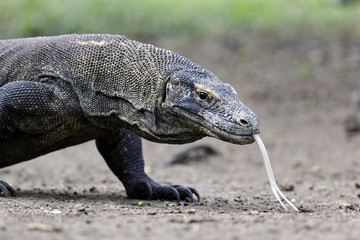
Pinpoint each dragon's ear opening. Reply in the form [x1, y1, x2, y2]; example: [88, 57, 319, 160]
[161, 83, 167, 103]
[160, 76, 171, 104]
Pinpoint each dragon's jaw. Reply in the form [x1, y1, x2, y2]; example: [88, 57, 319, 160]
[171, 106, 260, 145]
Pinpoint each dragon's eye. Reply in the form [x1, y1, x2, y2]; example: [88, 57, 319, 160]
[198, 91, 208, 101]
[196, 90, 215, 104]
[195, 87, 218, 105]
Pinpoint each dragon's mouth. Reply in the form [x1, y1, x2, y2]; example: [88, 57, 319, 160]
[208, 125, 255, 145]
[172, 107, 259, 145]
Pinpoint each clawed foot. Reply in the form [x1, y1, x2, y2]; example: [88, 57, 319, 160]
[0, 181, 16, 197]
[126, 180, 200, 202]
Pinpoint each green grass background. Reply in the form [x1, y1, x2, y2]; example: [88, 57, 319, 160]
[0, 0, 359, 40]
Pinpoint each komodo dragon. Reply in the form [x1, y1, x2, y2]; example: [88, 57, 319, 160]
[0, 34, 259, 201]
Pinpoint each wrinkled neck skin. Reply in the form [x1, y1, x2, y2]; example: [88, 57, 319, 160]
[80, 39, 205, 143]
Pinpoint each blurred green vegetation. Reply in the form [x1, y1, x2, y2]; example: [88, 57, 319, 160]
[0, 0, 360, 40]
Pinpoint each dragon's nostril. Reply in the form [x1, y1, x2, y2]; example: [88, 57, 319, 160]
[240, 119, 249, 126]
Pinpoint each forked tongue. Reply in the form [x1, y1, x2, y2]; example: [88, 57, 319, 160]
[253, 134, 299, 212]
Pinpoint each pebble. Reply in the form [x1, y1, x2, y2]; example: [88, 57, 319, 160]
[215, 197, 228, 203]
[339, 203, 355, 210]
[249, 211, 260, 215]
[50, 209, 61, 214]
[28, 223, 61, 232]
[355, 183, 360, 189]
[72, 204, 86, 212]
[234, 197, 243, 203]
[279, 184, 295, 191]
[187, 209, 196, 214]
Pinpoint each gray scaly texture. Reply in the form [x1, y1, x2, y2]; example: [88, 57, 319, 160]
[0, 34, 259, 201]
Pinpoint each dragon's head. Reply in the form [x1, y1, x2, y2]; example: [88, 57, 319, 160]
[159, 68, 260, 144]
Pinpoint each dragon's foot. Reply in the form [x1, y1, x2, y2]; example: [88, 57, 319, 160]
[125, 179, 199, 202]
[0, 181, 16, 197]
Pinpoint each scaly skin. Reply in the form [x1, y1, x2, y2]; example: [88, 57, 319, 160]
[0, 34, 259, 201]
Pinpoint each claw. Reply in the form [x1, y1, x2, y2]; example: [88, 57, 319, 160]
[172, 185, 194, 202]
[188, 187, 200, 202]
[183, 188, 194, 202]
[167, 186, 180, 202]
[0, 181, 16, 197]
[151, 185, 180, 202]
[171, 185, 200, 202]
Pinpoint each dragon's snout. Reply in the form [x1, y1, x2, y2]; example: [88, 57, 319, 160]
[239, 114, 260, 132]
[232, 106, 260, 136]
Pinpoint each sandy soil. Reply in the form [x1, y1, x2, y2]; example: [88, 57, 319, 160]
[1, 34, 360, 240]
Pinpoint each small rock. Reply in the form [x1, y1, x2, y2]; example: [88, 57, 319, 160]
[186, 209, 196, 214]
[28, 223, 61, 232]
[89, 186, 98, 193]
[215, 197, 228, 203]
[279, 184, 295, 192]
[340, 203, 356, 210]
[357, 193, 360, 199]
[72, 204, 86, 212]
[249, 211, 260, 215]
[299, 208, 313, 213]
[234, 197, 243, 203]
[355, 183, 360, 189]
[50, 209, 61, 214]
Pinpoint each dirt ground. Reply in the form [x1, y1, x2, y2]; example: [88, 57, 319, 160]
[1, 34, 360, 240]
